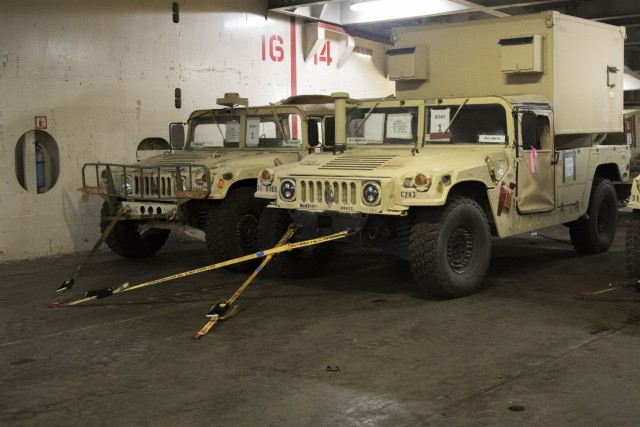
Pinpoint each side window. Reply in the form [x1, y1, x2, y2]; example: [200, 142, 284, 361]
[520, 114, 550, 150]
[537, 115, 551, 150]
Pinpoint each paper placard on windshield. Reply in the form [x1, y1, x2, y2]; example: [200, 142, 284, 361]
[386, 113, 413, 139]
[430, 108, 450, 134]
[478, 134, 506, 143]
[225, 121, 240, 143]
[246, 118, 260, 146]
[364, 113, 385, 143]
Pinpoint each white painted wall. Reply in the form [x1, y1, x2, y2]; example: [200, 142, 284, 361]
[0, 0, 394, 262]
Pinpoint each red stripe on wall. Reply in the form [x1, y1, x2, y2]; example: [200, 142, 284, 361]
[290, 16, 298, 138]
[290, 16, 298, 97]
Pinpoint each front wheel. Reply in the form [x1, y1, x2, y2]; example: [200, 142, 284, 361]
[408, 196, 491, 298]
[205, 187, 268, 272]
[101, 201, 170, 258]
[257, 208, 334, 279]
[569, 177, 617, 254]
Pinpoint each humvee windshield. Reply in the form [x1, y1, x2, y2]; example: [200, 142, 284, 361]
[188, 112, 304, 149]
[426, 104, 508, 144]
[189, 113, 242, 149]
[346, 106, 419, 145]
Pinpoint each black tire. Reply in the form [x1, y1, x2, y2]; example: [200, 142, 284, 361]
[257, 208, 334, 279]
[625, 210, 640, 279]
[205, 187, 268, 272]
[569, 177, 617, 254]
[101, 201, 170, 258]
[408, 196, 491, 298]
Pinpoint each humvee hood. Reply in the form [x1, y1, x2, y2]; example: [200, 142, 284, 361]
[289, 147, 499, 178]
[139, 150, 287, 168]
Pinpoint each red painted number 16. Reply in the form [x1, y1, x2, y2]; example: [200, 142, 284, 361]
[262, 35, 285, 62]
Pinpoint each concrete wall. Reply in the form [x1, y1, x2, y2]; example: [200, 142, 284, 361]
[0, 0, 394, 262]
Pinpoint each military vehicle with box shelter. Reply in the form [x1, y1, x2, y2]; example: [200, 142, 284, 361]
[82, 93, 334, 271]
[256, 11, 630, 297]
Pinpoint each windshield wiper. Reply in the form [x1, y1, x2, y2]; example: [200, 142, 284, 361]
[443, 98, 469, 134]
[352, 94, 394, 136]
[209, 110, 225, 143]
[271, 109, 289, 145]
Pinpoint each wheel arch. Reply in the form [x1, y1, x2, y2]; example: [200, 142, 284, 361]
[217, 177, 258, 198]
[447, 180, 496, 236]
[594, 163, 622, 183]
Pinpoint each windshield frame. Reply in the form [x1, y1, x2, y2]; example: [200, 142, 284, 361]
[344, 99, 425, 147]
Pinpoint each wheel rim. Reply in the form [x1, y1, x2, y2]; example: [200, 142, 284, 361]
[236, 213, 259, 250]
[447, 226, 473, 273]
[596, 200, 610, 234]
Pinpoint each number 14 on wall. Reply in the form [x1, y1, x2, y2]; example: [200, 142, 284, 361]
[313, 42, 332, 66]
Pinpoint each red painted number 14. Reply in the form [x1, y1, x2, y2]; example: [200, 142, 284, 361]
[314, 42, 332, 66]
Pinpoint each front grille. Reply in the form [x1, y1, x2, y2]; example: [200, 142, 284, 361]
[82, 162, 211, 201]
[299, 179, 358, 207]
[132, 175, 174, 197]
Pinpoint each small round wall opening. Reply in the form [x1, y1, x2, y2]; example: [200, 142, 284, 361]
[15, 130, 60, 194]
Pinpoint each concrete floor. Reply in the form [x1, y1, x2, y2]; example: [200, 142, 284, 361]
[2, 212, 639, 426]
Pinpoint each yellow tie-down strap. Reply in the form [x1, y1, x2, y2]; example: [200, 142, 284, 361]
[194, 226, 296, 339]
[56, 227, 352, 308]
[51, 206, 130, 307]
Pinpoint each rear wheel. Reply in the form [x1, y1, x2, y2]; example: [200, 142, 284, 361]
[569, 177, 617, 254]
[101, 201, 170, 258]
[205, 187, 268, 272]
[408, 196, 491, 298]
[257, 208, 334, 278]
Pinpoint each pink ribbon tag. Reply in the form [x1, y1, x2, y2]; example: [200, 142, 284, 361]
[530, 146, 537, 174]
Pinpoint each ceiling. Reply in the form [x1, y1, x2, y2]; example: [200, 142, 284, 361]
[268, 0, 640, 103]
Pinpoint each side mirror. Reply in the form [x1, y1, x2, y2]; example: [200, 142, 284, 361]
[324, 117, 335, 147]
[307, 119, 320, 147]
[520, 113, 538, 150]
[169, 122, 185, 149]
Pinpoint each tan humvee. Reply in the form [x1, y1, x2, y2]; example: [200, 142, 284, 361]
[255, 12, 630, 297]
[81, 93, 334, 271]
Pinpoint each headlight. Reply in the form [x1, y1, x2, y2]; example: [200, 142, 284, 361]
[362, 181, 381, 206]
[195, 172, 208, 186]
[260, 169, 275, 186]
[121, 175, 132, 194]
[280, 179, 296, 201]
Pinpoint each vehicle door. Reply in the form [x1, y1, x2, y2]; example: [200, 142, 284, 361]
[516, 110, 555, 214]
